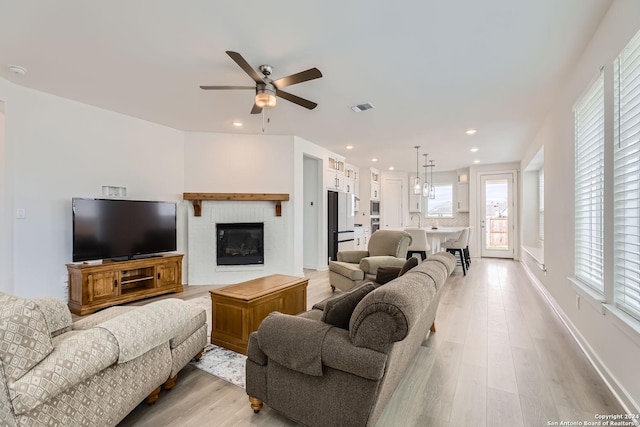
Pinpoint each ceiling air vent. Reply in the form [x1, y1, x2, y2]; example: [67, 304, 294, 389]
[350, 103, 374, 112]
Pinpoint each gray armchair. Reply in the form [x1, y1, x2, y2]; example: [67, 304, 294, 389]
[329, 230, 412, 291]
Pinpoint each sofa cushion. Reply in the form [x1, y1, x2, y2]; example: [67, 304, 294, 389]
[72, 306, 137, 330]
[367, 230, 411, 257]
[322, 283, 376, 330]
[374, 267, 401, 285]
[96, 299, 195, 363]
[399, 257, 419, 276]
[0, 293, 54, 382]
[169, 303, 207, 349]
[30, 297, 73, 337]
[374, 257, 418, 285]
[10, 327, 119, 415]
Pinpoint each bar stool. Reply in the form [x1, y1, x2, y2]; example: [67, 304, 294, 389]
[404, 228, 431, 261]
[464, 227, 473, 269]
[441, 228, 470, 275]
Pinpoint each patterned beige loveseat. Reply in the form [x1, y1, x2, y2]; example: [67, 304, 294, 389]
[0, 292, 207, 427]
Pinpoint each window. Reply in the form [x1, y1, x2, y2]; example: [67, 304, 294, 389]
[427, 184, 453, 217]
[574, 72, 605, 294]
[539, 169, 545, 241]
[614, 29, 640, 321]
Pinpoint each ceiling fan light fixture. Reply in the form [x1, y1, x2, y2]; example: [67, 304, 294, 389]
[255, 91, 277, 108]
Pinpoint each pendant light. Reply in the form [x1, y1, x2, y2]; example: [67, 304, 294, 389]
[413, 146, 421, 195]
[422, 154, 430, 197]
[429, 159, 436, 199]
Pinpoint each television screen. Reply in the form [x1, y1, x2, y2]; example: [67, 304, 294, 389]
[72, 198, 177, 262]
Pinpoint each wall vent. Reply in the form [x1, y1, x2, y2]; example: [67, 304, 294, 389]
[350, 103, 374, 112]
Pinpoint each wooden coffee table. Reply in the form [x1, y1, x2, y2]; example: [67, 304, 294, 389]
[209, 274, 308, 354]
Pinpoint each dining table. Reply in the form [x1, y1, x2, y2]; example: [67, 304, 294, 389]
[404, 226, 466, 254]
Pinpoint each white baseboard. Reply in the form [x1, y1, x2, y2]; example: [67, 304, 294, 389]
[520, 261, 640, 418]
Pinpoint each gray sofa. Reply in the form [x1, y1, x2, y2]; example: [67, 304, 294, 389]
[0, 292, 207, 427]
[246, 252, 456, 427]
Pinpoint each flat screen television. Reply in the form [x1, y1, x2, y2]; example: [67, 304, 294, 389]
[72, 198, 177, 262]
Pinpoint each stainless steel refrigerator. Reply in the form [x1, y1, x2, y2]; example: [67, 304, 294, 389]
[328, 190, 355, 261]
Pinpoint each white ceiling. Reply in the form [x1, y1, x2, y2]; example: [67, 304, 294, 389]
[0, 0, 612, 172]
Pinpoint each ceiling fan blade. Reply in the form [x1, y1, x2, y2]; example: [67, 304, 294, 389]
[276, 89, 318, 110]
[226, 51, 265, 84]
[200, 85, 255, 90]
[251, 104, 262, 115]
[273, 68, 322, 88]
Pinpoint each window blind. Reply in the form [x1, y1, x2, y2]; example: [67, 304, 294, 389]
[614, 29, 640, 321]
[574, 73, 605, 293]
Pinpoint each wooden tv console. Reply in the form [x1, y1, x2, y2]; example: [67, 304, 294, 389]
[66, 254, 183, 315]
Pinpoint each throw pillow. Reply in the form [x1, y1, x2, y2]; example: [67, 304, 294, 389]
[399, 257, 419, 276]
[375, 267, 401, 285]
[321, 282, 376, 330]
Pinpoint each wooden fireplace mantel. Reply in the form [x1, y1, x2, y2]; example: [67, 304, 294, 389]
[183, 193, 290, 217]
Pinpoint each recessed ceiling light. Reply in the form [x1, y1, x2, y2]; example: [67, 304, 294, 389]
[371, 158, 378, 162]
[388, 166, 394, 171]
[8, 65, 26, 75]
[465, 129, 477, 135]
[232, 121, 243, 127]
[470, 147, 479, 152]
[473, 159, 480, 163]
[346, 145, 353, 150]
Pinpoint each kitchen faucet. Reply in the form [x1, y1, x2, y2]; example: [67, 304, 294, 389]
[410, 213, 422, 228]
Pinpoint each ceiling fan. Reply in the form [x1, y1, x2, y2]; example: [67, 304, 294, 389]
[200, 51, 323, 114]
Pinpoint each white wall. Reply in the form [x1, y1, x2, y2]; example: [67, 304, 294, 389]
[0, 79, 185, 299]
[0, 98, 10, 294]
[521, 0, 640, 412]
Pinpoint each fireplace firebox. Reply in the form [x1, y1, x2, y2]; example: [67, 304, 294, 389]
[216, 222, 264, 266]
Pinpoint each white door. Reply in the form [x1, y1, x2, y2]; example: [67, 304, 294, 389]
[480, 173, 515, 258]
[382, 178, 403, 229]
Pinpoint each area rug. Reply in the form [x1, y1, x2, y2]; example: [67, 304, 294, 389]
[189, 343, 247, 388]
[186, 296, 247, 389]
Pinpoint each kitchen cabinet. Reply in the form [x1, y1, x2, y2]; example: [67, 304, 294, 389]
[370, 167, 380, 200]
[457, 171, 469, 212]
[353, 226, 371, 251]
[326, 156, 346, 191]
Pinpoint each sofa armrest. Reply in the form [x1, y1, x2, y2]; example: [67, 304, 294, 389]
[359, 256, 407, 275]
[257, 312, 331, 376]
[337, 250, 370, 263]
[247, 332, 267, 366]
[321, 327, 387, 380]
[10, 328, 119, 415]
[249, 313, 388, 381]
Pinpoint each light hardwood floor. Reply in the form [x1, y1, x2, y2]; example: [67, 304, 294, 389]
[118, 259, 624, 427]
